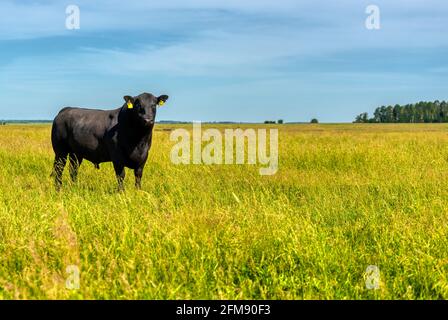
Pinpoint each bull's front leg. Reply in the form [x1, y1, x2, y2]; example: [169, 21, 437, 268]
[134, 166, 144, 190]
[113, 162, 126, 191]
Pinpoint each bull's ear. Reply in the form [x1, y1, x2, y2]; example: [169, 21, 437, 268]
[124, 96, 135, 109]
[157, 95, 169, 106]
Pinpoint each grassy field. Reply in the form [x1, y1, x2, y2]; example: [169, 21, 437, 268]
[0, 123, 447, 299]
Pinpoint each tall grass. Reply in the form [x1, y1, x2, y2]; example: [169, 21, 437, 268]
[0, 123, 447, 299]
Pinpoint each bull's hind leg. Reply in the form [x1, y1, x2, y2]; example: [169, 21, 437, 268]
[69, 153, 83, 183]
[53, 152, 68, 191]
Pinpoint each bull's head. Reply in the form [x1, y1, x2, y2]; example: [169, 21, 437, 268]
[124, 92, 168, 127]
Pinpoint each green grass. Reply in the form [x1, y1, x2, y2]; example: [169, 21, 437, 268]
[0, 123, 447, 299]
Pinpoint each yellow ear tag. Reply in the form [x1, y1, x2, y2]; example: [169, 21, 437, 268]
[158, 100, 165, 106]
[127, 102, 133, 109]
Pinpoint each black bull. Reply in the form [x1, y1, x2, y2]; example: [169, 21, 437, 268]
[51, 92, 169, 191]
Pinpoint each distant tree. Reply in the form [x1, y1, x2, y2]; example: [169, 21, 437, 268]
[385, 105, 394, 122]
[393, 104, 401, 122]
[354, 112, 369, 123]
[354, 100, 448, 123]
[277, 119, 284, 124]
[373, 108, 380, 123]
[264, 120, 276, 124]
[379, 106, 387, 122]
[310, 118, 319, 124]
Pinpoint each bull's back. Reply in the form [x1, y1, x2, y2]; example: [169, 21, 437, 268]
[52, 107, 117, 162]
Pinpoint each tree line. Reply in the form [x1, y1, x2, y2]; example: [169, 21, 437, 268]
[354, 101, 448, 123]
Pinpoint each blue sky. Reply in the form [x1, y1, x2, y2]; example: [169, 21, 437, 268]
[0, 0, 447, 122]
